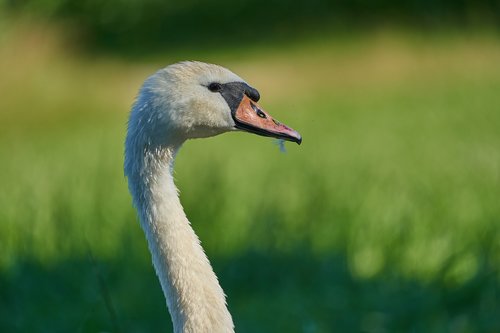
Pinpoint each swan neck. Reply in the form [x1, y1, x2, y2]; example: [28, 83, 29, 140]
[128, 144, 234, 333]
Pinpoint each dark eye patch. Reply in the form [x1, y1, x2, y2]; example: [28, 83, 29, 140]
[214, 82, 261, 115]
[208, 82, 222, 92]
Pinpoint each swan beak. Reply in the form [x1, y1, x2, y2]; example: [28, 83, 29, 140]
[233, 95, 302, 145]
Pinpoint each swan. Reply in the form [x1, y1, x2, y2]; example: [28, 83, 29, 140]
[124, 61, 301, 333]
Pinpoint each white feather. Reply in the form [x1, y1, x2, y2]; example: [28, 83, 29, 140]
[124, 62, 245, 333]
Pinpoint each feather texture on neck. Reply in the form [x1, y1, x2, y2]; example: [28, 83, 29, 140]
[124, 65, 235, 332]
[125, 141, 234, 333]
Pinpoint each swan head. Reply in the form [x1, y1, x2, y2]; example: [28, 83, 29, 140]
[128, 61, 301, 148]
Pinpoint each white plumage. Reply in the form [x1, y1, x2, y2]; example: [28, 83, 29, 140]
[125, 61, 301, 333]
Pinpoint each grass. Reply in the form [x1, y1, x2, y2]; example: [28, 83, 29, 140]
[0, 21, 499, 332]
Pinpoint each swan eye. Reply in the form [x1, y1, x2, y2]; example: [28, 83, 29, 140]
[208, 83, 222, 92]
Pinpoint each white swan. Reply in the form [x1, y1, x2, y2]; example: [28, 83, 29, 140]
[124, 61, 301, 333]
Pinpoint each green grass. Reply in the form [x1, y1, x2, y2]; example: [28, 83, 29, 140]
[0, 23, 499, 332]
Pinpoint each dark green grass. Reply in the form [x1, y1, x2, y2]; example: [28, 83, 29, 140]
[1, 251, 498, 333]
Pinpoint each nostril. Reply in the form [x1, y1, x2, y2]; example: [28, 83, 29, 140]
[257, 109, 266, 118]
[250, 102, 266, 118]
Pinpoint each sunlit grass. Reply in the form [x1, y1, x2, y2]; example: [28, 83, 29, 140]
[1, 21, 499, 332]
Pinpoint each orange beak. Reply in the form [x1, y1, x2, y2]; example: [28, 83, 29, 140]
[233, 95, 302, 145]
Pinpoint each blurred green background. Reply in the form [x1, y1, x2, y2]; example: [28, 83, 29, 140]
[1, 1, 499, 332]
